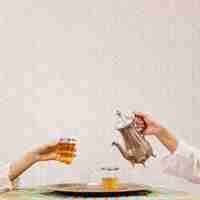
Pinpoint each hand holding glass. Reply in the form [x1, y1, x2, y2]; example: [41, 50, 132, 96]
[57, 138, 76, 164]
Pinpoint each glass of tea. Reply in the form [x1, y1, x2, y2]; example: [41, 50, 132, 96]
[101, 167, 119, 190]
[57, 138, 76, 164]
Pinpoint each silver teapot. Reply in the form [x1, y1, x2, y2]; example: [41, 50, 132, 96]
[112, 110, 155, 167]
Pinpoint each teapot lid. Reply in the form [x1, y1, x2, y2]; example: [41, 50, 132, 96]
[115, 110, 133, 130]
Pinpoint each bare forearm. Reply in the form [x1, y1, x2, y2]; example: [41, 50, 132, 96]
[155, 128, 178, 153]
[9, 152, 38, 181]
[8, 140, 64, 182]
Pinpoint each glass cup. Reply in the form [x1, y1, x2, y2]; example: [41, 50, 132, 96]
[101, 167, 119, 190]
[57, 138, 76, 164]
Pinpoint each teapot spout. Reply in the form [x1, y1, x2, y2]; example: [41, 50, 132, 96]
[112, 142, 129, 160]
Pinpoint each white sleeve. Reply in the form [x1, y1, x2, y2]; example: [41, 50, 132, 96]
[0, 163, 18, 192]
[161, 140, 200, 183]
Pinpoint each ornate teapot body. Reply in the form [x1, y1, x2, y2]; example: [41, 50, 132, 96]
[112, 110, 155, 167]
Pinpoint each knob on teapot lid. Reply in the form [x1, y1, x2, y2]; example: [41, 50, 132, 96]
[115, 110, 133, 130]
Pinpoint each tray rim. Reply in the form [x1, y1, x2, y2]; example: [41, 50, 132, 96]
[47, 182, 153, 194]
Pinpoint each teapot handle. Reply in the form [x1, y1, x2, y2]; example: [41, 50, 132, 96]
[132, 113, 147, 135]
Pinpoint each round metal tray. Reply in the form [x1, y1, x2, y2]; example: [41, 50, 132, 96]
[48, 183, 152, 197]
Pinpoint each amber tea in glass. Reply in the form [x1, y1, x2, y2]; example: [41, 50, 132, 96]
[57, 138, 76, 164]
[101, 167, 119, 190]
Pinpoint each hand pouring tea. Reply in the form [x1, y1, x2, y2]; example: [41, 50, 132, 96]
[112, 110, 155, 167]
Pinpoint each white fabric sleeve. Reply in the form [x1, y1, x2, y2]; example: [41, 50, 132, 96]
[0, 163, 18, 192]
[161, 140, 200, 183]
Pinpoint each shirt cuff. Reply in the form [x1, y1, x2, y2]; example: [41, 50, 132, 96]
[174, 140, 200, 158]
[161, 139, 200, 183]
[161, 140, 194, 167]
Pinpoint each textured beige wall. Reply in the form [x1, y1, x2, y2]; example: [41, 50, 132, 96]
[0, 0, 199, 195]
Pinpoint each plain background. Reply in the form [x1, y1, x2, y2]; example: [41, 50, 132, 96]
[0, 0, 199, 195]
